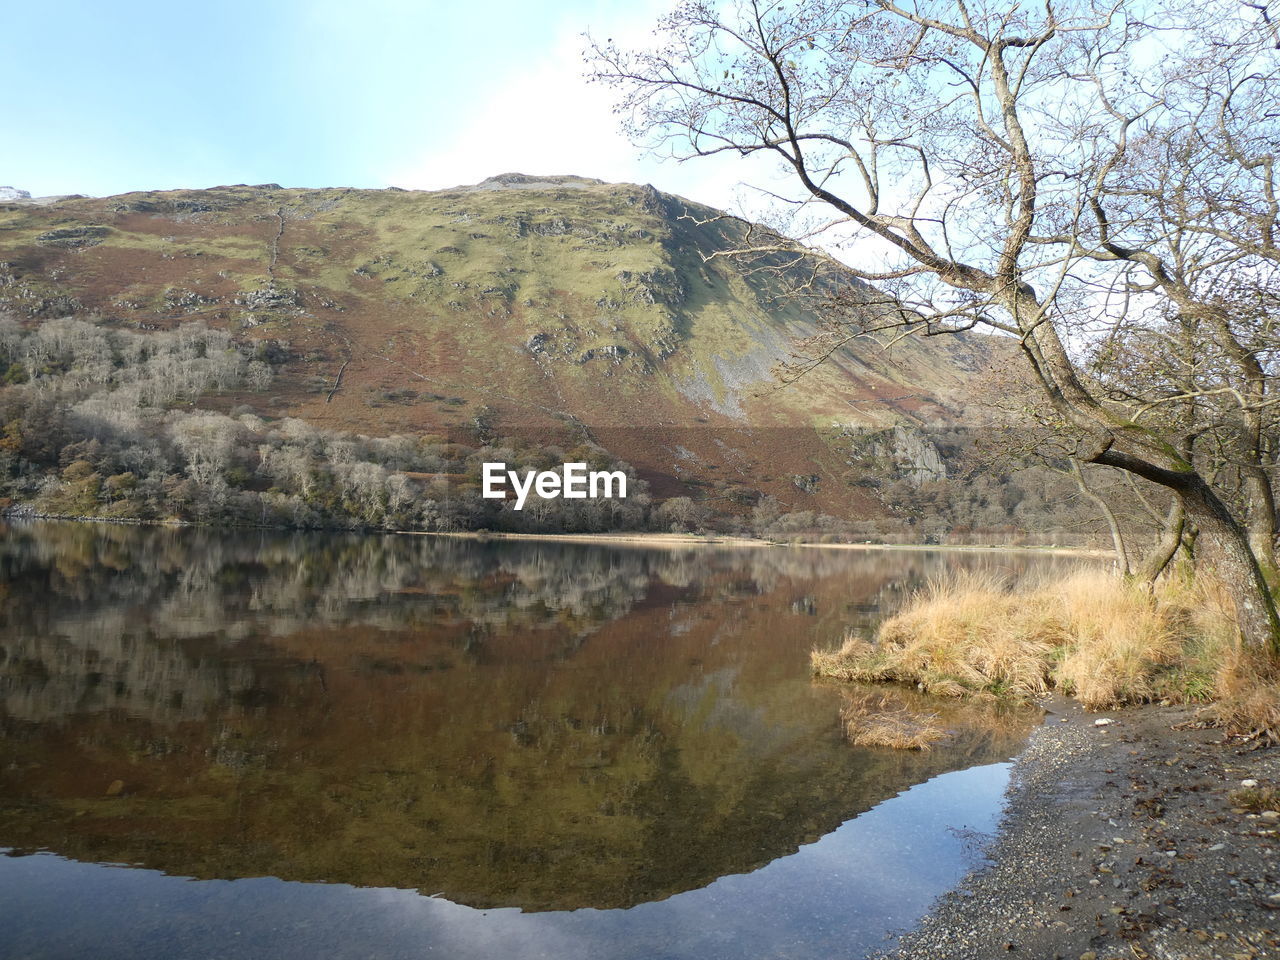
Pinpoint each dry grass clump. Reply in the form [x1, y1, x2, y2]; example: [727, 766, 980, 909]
[1228, 783, 1280, 813]
[1051, 573, 1180, 709]
[814, 567, 1273, 727]
[830, 682, 1039, 754]
[1208, 679, 1280, 742]
[839, 690, 947, 750]
[814, 571, 1058, 700]
[1204, 644, 1280, 742]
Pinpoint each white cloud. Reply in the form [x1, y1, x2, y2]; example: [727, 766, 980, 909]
[381, 0, 879, 256]
[387, 37, 640, 191]
[383, 3, 791, 217]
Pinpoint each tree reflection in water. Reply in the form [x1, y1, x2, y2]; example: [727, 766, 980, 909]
[0, 521, 1069, 911]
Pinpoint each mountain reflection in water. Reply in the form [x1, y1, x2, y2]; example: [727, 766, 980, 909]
[0, 522, 1065, 934]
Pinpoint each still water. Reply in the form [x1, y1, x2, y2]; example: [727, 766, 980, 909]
[0, 522, 1066, 959]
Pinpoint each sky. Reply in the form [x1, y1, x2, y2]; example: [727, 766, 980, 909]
[0, 0, 775, 214]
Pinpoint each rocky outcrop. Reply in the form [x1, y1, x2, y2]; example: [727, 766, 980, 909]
[578, 344, 629, 365]
[793, 474, 821, 494]
[163, 288, 220, 310]
[235, 284, 301, 311]
[36, 225, 109, 248]
[843, 425, 948, 486]
[234, 283, 302, 325]
[617, 268, 686, 307]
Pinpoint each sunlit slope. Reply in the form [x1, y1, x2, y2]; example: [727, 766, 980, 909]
[0, 175, 1007, 514]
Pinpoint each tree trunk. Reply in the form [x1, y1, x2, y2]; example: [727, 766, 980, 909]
[1180, 479, 1280, 658]
[1085, 438, 1279, 657]
[1070, 459, 1130, 575]
[1243, 465, 1278, 590]
[1136, 500, 1185, 584]
[1179, 523, 1198, 567]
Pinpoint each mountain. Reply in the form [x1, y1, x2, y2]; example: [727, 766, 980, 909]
[0, 174, 1023, 533]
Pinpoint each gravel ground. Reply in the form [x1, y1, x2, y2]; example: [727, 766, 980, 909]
[877, 695, 1280, 960]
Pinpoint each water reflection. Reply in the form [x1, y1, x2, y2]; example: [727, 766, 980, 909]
[0, 522, 1064, 954]
[0, 761, 1011, 960]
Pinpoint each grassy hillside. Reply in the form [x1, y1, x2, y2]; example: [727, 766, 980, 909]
[0, 175, 1091, 538]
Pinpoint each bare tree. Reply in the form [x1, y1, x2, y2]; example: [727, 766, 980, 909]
[591, 0, 1280, 653]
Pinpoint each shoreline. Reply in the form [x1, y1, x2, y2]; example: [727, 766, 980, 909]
[877, 697, 1279, 959]
[2, 512, 1110, 557]
[404, 529, 1111, 557]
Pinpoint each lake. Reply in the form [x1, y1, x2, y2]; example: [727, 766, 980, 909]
[0, 522, 1069, 959]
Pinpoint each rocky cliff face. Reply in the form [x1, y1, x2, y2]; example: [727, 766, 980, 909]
[843, 425, 949, 487]
[0, 175, 1008, 518]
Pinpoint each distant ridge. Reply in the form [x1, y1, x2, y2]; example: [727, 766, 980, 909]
[0, 175, 1012, 522]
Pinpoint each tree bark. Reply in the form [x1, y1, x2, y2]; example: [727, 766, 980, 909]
[1243, 464, 1278, 589]
[1178, 478, 1280, 658]
[1136, 500, 1185, 584]
[1070, 459, 1130, 576]
[1092, 443, 1280, 655]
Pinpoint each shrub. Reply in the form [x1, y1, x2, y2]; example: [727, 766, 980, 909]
[814, 569, 1271, 735]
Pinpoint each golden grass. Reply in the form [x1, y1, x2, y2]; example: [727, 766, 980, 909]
[1051, 572, 1180, 709]
[814, 568, 1279, 739]
[828, 682, 1038, 753]
[1204, 645, 1280, 742]
[839, 691, 947, 750]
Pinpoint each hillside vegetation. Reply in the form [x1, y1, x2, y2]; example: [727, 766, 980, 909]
[0, 176, 1121, 539]
[814, 570, 1280, 742]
